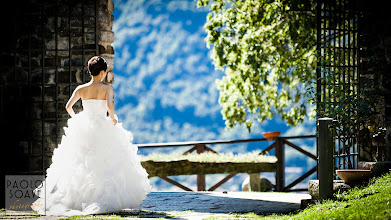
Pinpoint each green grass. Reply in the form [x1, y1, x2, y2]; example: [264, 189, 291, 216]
[140, 151, 277, 163]
[206, 171, 391, 220]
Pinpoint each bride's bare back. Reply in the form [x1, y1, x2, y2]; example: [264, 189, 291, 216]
[66, 81, 116, 124]
[65, 56, 117, 124]
[65, 78, 116, 125]
[78, 82, 109, 100]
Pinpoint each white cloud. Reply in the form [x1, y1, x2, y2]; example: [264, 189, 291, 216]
[283, 115, 316, 135]
[113, 0, 224, 123]
[166, 0, 209, 12]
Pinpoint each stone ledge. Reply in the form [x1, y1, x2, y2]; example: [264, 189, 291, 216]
[308, 180, 352, 199]
[358, 161, 391, 176]
[141, 160, 277, 177]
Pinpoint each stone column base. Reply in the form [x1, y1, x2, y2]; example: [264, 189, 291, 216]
[308, 180, 352, 199]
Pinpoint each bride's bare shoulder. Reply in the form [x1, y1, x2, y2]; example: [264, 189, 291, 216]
[103, 83, 113, 90]
[72, 83, 91, 95]
[77, 82, 92, 89]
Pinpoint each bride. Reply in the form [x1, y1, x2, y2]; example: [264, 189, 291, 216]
[31, 56, 152, 216]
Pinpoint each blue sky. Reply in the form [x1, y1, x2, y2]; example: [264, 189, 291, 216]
[111, 0, 317, 191]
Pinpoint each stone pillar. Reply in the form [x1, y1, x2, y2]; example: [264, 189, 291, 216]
[98, 0, 115, 84]
[249, 173, 261, 191]
[383, 27, 391, 162]
[358, 2, 390, 162]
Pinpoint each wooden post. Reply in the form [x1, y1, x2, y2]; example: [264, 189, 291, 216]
[318, 118, 334, 199]
[275, 139, 285, 192]
[196, 144, 206, 191]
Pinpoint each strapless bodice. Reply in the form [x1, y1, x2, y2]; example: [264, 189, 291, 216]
[82, 99, 107, 117]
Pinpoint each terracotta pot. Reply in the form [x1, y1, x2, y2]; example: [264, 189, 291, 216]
[336, 169, 372, 183]
[262, 131, 281, 141]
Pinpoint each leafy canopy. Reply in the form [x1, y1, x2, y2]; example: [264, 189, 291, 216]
[197, 0, 316, 130]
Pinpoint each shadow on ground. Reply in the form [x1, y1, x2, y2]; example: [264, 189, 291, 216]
[141, 191, 311, 214]
[0, 191, 311, 219]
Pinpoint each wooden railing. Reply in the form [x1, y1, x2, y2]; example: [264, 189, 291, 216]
[137, 135, 317, 192]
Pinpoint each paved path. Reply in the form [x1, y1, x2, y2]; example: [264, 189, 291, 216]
[143, 191, 310, 213]
[1, 191, 311, 219]
[141, 191, 311, 219]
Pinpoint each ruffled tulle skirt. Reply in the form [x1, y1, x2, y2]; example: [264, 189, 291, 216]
[31, 111, 151, 216]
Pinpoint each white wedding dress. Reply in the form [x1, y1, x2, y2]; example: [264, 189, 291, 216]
[32, 99, 151, 216]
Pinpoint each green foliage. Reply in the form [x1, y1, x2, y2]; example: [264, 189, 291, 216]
[197, 0, 317, 130]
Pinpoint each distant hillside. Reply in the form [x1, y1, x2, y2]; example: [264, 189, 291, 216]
[112, 0, 317, 191]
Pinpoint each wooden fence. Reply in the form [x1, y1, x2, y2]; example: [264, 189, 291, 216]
[137, 135, 317, 192]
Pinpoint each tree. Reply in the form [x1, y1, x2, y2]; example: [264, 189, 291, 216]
[197, 0, 317, 131]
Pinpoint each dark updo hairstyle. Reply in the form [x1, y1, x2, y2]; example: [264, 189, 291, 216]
[87, 56, 107, 76]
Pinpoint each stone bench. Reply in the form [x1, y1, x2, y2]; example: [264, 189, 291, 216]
[141, 157, 277, 191]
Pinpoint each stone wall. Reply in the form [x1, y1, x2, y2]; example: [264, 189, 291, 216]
[98, 0, 115, 84]
[358, 1, 391, 161]
[0, 0, 115, 176]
